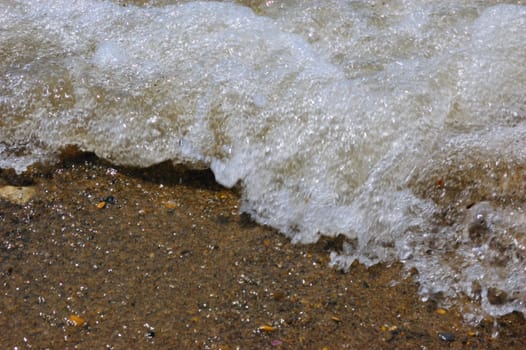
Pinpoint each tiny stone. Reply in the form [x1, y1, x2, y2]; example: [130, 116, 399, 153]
[438, 332, 455, 342]
[146, 331, 155, 339]
[104, 195, 116, 204]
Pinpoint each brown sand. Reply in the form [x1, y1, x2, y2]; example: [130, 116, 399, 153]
[1, 155, 524, 349]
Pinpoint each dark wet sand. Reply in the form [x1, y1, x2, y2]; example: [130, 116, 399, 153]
[1, 155, 524, 349]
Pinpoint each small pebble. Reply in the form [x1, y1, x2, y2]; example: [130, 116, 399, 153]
[146, 331, 155, 339]
[164, 200, 177, 209]
[436, 308, 447, 315]
[259, 325, 276, 332]
[104, 195, 116, 204]
[270, 339, 283, 346]
[438, 332, 455, 342]
[68, 314, 86, 327]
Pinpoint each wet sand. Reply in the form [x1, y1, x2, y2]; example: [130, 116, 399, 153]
[1, 155, 524, 349]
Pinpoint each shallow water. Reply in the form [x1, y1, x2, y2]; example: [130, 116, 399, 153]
[1, 0, 526, 320]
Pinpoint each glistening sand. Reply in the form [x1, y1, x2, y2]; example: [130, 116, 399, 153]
[1, 155, 524, 349]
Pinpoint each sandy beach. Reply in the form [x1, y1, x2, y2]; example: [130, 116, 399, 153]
[1, 154, 524, 349]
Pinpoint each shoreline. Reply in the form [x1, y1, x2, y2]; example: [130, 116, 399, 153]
[1, 155, 524, 349]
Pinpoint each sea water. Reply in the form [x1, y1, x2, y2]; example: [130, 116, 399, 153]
[1, 0, 525, 321]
